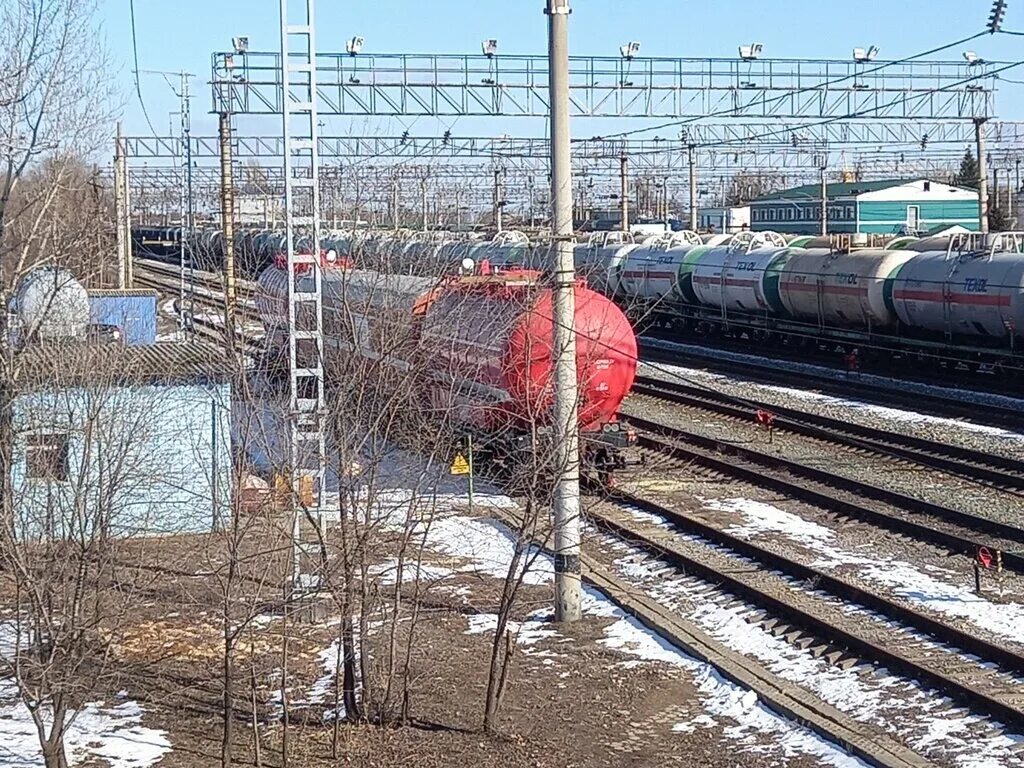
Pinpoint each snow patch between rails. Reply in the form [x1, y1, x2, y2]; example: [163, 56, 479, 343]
[710, 497, 1024, 645]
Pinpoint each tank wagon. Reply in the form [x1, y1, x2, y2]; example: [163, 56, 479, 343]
[256, 262, 639, 476]
[617, 229, 1024, 373]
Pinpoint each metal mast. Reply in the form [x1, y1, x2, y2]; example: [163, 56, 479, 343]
[280, 0, 326, 588]
[178, 72, 194, 332]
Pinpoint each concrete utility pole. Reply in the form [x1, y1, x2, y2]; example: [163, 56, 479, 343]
[619, 154, 629, 232]
[420, 175, 428, 232]
[547, 0, 581, 624]
[687, 143, 698, 231]
[391, 179, 400, 230]
[662, 176, 670, 227]
[976, 118, 990, 234]
[1014, 157, 1020, 222]
[114, 122, 131, 289]
[493, 168, 504, 232]
[819, 164, 828, 237]
[219, 112, 236, 311]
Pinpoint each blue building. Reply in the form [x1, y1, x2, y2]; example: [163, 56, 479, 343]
[750, 179, 980, 235]
[87, 289, 159, 345]
[10, 344, 232, 539]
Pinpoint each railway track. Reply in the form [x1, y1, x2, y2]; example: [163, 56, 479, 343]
[583, 478, 1024, 733]
[632, 374, 1024, 493]
[640, 338, 1024, 431]
[622, 413, 1024, 574]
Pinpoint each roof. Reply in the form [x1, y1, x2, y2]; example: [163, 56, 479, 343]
[11, 342, 234, 390]
[753, 179, 922, 202]
[87, 289, 159, 298]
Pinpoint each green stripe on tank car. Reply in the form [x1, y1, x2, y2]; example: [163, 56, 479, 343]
[675, 245, 709, 304]
[882, 261, 907, 317]
[788, 236, 813, 248]
[762, 250, 793, 315]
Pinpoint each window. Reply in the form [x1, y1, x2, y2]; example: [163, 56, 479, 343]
[770, 209, 778, 221]
[27, 433, 69, 481]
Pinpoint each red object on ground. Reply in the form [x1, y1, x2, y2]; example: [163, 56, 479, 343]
[978, 546, 993, 569]
[755, 409, 776, 428]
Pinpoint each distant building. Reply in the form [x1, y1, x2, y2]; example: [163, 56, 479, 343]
[698, 206, 751, 234]
[10, 345, 232, 539]
[749, 179, 980, 235]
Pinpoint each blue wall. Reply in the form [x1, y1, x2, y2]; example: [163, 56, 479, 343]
[11, 382, 232, 539]
[88, 292, 157, 345]
[857, 200, 980, 234]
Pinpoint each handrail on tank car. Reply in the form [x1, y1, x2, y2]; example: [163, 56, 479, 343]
[947, 231, 1024, 261]
[641, 230, 702, 249]
[490, 230, 530, 247]
[725, 230, 787, 252]
[584, 231, 635, 248]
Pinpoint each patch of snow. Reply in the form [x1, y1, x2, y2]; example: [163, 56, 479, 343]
[710, 497, 1024, 645]
[608, 541, 1024, 767]
[465, 611, 563, 648]
[369, 558, 454, 587]
[416, 513, 866, 765]
[0, 624, 170, 767]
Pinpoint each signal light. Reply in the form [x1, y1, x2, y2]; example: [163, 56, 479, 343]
[989, 0, 1008, 33]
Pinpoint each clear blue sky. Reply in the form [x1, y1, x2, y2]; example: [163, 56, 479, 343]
[101, 0, 1024, 140]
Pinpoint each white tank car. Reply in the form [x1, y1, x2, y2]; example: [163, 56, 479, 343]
[891, 233, 1024, 338]
[574, 232, 639, 296]
[617, 231, 704, 305]
[778, 248, 916, 328]
[690, 233, 790, 314]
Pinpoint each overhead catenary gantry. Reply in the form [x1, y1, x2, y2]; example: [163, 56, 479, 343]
[123, 120, 1024, 162]
[210, 52, 997, 119]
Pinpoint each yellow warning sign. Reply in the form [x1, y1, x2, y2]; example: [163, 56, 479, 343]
[450, 453, 471, 475]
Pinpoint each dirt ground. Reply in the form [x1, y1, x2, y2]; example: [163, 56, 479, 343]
[79, 524, 824, 768]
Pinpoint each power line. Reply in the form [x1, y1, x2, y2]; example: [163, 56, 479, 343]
[128, 0, 159, 137]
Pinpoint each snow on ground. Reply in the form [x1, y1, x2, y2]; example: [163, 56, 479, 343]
[709, 496, 1024, 645]
[0, 688, 171, 768]
[417, 509, 866, 766]
[610, 541, 1024, 768]
[0, 625, 171, 767]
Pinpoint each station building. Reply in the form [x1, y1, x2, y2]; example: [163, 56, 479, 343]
[749, 179, 980, 236]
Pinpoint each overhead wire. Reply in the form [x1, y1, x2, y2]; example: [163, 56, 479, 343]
[128, 0, 159, 137]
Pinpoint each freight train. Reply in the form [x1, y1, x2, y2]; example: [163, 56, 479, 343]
[254, 260, 640, 479]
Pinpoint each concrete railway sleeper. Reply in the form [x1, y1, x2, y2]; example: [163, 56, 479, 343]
[624, 416, 1024, 574]
[640, 341, 1024, 432]
[632, 374, 1024, 493]
[582, 484, 1024, 732]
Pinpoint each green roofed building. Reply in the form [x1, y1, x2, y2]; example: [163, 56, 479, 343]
[749, 179, 980, 236]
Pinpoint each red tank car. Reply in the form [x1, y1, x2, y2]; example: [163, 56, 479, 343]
[256, 265, 639, 475]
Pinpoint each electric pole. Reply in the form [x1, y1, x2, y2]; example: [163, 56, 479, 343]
[687, 143, 698, 231]
[114, 122, 131, 289]
[976, 118, 990, 234]
[819, 162, 828, 237]
[219, 111, 237, 313]
[547, 0, 581, 624]
[619, 153, 629, 232]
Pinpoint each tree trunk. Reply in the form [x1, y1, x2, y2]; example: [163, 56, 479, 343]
[222, 634, 234, 768]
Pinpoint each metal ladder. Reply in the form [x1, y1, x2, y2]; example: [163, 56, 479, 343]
[280, 0, 326, 593]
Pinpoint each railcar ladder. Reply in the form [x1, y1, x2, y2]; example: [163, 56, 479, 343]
[280, 0, 326, 595]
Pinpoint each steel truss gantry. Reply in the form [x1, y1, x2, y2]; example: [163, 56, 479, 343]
[123, 121, 1024, 163]
[211, 52, 996, 119]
